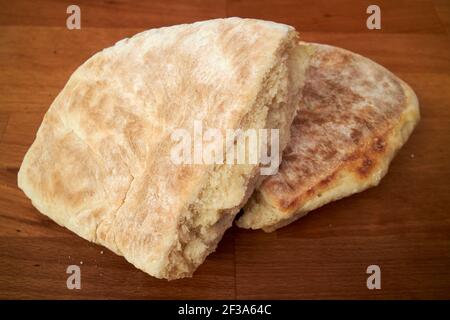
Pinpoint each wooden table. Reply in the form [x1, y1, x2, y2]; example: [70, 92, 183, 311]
[1, 0, 449, 299]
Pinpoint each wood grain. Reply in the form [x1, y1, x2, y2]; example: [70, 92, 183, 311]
[0, 0, 449, 299]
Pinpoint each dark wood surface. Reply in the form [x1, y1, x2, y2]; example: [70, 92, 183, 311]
[0, 0, 449, 299]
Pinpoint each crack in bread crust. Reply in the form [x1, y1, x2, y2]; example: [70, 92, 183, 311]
[164, 36, 302, 279]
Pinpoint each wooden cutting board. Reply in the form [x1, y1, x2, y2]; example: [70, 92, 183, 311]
[1, 0, 449, 299]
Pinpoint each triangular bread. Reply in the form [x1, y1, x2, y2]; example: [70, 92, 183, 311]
[18, 18, 304, 278]
[237, 42, 420, 232]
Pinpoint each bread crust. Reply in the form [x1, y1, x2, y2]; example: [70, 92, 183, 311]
[237, 42, 420, 232]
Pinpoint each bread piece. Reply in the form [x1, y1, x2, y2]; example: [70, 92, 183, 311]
[237, 42, 420, 232]
[18, 18, 305, 279]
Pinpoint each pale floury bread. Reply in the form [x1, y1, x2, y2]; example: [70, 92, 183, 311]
[237, 42, 420, 232]
[18, 18, 306, 279]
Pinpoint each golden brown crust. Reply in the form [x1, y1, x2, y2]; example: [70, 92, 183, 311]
[18, 18, 299, 278]
[237, 42, 420, 231]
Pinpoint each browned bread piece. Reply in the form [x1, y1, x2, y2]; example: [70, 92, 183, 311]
[237, 42, 420, 232]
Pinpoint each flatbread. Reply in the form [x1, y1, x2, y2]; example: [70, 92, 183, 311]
[18, 18, 303, 279]
[237, 42, 420, 232]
